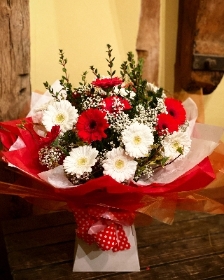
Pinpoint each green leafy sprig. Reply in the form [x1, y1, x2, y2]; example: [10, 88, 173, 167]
[58, 49, 73, 93]
[43, 50, 73, 101]
[106, 44, 116, 78]
[90, 65, 100, 79]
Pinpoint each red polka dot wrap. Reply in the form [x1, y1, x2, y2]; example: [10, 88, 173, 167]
[73, 206, 135, 251]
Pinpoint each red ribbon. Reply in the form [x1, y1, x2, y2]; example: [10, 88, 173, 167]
[73, 205, 135, 251]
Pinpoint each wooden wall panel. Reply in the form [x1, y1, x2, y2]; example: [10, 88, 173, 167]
[0, 0, 31, 121]
[0, 0, 32, 220]
[136, 0, 160, 85]
[175, 0, 224, 94]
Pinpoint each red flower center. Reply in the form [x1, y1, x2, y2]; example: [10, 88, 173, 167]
[157, 113, 179, 134]
[89, 120, 97, 130]
[168, 109, 175, 117]
[164, 98, 186, 125]
[76, 108, 109, 143]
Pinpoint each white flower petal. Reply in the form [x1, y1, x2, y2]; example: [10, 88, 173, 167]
[103, 147, 137, 183]
[42, 100, 78, 133]
[162, 131, 192, 160]
[63, 146, 99, 176]
[122, 122, 154, 158]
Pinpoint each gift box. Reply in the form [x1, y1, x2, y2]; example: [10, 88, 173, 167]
[73, 225, 140, 272]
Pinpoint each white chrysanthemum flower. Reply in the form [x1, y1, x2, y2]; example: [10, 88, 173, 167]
[42, 100, 78, 133]
[114, 86, 136, 99]
[129, 91, 136, 99]
[146, 82, 166, 98]
[162, 131, 191, 160]
[63, 146, 99, 176]
[146, 82, 160, 93]
[122, 122, 154, 158]
[103, 147, 137, 183]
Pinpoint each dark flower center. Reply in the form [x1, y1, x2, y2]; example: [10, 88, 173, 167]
[89, 120, 97, 130]
[168, 109, 176, 117]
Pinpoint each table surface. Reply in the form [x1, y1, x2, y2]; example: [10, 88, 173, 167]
[1, 210, 224, 280]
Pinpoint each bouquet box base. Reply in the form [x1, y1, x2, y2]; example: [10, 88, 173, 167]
[73, 225, 140, 272]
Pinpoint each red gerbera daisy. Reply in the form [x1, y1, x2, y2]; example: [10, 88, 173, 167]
[92, 77, 123, 89]
[76, 108, 109, 143]
[102, 96, 131, 113]
[157, 113, 179, 134]
[165, 98, 186, 125]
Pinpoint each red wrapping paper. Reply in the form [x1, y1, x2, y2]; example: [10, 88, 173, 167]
[1, 117, 224, 251]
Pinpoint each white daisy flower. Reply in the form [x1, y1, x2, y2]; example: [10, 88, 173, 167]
[162, 131, 191, 160]
[63, 146, 99, 176]
[42, 100, 78, 133]
[122, 122, 154, 158]
[103, 147, 137, 183]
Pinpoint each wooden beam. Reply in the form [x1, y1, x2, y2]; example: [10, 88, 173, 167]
[0, 0, 32, 220]
[175, 0, 224, 94]
[0, 0, 31, 121]
[136, 0, 160, 85]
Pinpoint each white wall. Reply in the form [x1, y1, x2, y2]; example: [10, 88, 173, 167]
[30, 0, 224, 134]
[30, 0, 141, 92]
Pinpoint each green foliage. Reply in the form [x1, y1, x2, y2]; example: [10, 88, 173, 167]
[79, 71, 88, 86]
[58, 49, 73, 95]
[120, 52, 145, 91]
[106, 44, 116, 78]
[90, 65, 100, 78]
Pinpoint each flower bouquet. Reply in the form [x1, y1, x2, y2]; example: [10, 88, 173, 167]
[1, 45, 224, 272]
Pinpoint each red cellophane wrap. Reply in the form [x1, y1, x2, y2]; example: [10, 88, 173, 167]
[1, 112, 224, 251]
